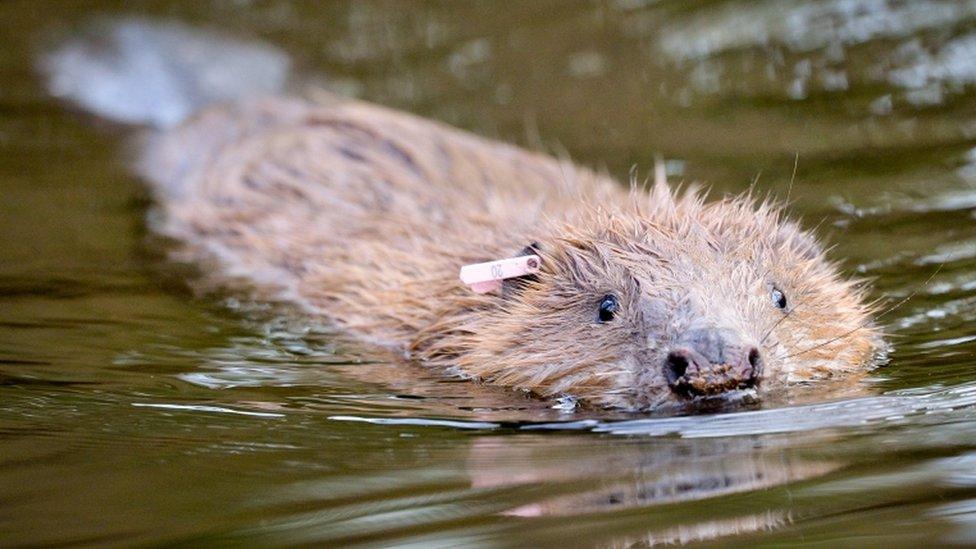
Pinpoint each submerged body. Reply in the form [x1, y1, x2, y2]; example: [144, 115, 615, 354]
[44, 19, 881, 410]
[140, 95, 880, 410]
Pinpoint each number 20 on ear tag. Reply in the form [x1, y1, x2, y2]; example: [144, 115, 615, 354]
[459, 255, 541, 294]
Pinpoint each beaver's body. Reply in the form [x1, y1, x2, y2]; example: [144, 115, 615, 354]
[43, 20, 881, 410]
[143, 94, 617, 338]
[140, 94, 880, 410]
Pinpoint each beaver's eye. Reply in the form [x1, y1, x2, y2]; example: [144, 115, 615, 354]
[771, 287, 787, 310]
[598, 295, 619, 322]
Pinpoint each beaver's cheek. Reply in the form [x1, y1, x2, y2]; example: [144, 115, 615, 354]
[750, 349, 790, 390]
[637, 297, 671, 328]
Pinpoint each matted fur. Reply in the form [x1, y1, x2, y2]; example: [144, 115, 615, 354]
[141, 94, 881, 410]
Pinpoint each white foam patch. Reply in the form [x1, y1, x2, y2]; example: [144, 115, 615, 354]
[41, 18, 291, 128]
[132, 402, 285, 418]
[328, 415, 500, 430]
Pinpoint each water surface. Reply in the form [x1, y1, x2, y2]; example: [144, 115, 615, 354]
[2, 1, 976, 546]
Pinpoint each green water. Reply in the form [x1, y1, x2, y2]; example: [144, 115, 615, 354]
[2, 1, 976, 546]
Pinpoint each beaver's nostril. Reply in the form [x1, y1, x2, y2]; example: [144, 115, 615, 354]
[748, 348, 761, 370]
[739, 347, 763, 390]
[664, 351, 689, 384]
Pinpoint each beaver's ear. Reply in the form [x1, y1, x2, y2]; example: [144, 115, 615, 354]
[501, 241, 543, 297]
[518, 241, 543, 258]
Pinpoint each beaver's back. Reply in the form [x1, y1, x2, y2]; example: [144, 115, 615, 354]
[141, 94, 621, 346]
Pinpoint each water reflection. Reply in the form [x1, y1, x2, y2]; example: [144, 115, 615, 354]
[468, 435, 836, 544]
[654, 0, 976, 106]
[231, 414, 976, 546]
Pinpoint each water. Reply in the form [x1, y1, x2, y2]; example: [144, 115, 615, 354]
[2, 1, 976, 546]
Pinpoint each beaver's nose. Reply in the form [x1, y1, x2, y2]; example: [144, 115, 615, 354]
[664, 327, 762, 398]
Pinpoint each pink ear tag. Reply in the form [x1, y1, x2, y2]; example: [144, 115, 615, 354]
[459, 254, 541, 294]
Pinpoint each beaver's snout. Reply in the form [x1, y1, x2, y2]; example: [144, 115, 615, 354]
[664, 328, 763, 398]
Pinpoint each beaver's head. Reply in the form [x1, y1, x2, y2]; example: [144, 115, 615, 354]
[426, 184, 882, 410]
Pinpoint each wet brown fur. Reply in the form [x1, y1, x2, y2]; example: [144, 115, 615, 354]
[141, 94, 881, 410]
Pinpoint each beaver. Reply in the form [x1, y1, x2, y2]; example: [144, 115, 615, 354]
[44, 20, 882, 411]
[140, 94, 882, 410]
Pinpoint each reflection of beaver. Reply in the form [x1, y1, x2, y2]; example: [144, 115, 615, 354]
[466, 434, 840, 544]
[45, 20, 881, 410]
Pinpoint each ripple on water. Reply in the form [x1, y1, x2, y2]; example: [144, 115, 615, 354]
[324, 381, 976, 438]
[2, 1, 976, 546]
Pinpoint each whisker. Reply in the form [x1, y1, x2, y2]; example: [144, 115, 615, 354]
[786, 151, 798, 204]
[874, 262, 945, 321]
[591, 370, 629, 378]
[773, 263, 943, 361]
[760, 287, 816, 346]
[779, 324, 865, 361]
[760, 306, 796, 346]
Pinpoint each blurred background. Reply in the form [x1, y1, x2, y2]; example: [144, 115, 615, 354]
[2, 1, 976, 546]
